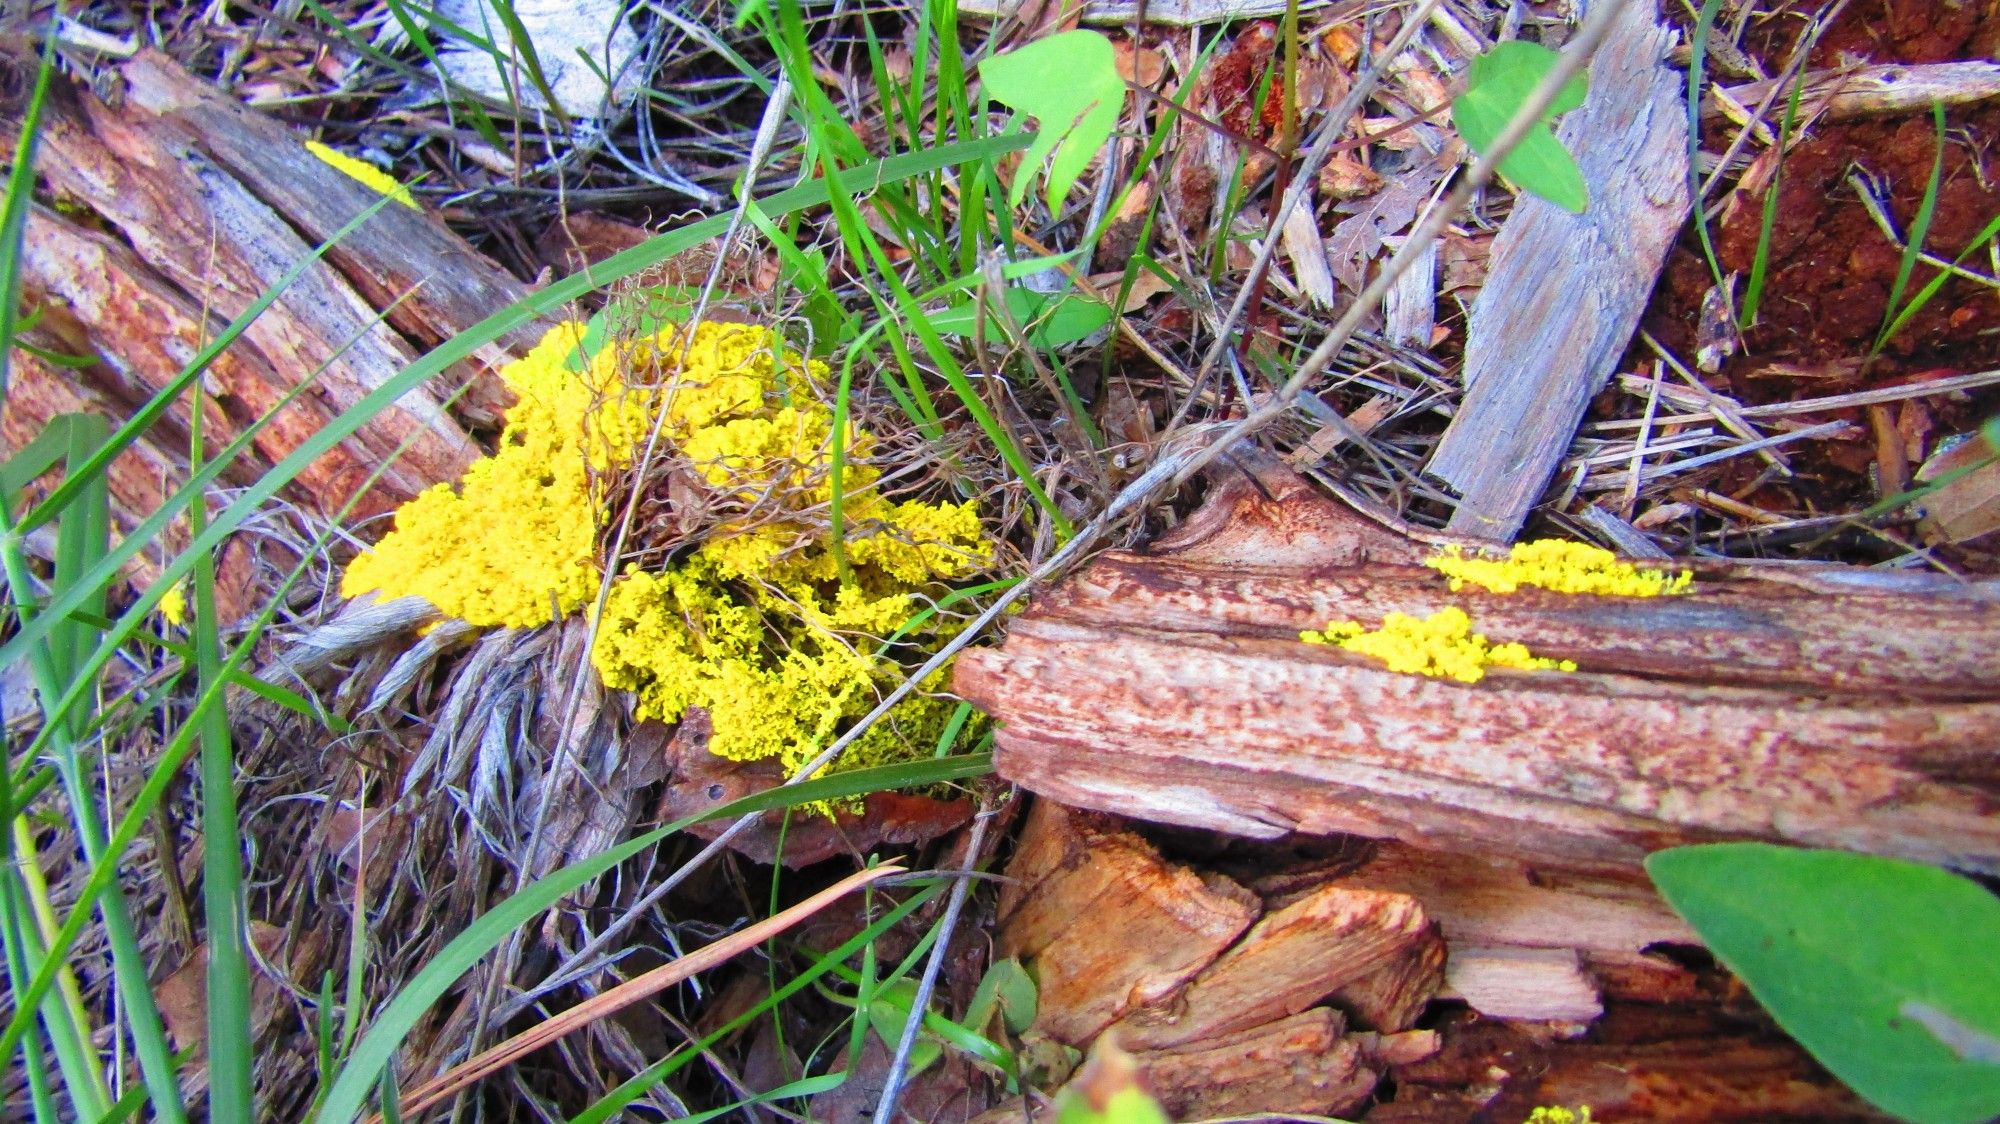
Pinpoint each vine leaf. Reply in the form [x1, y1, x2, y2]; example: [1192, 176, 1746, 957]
[980, 30, 1123, 213]
[1647, 844, 2000, 1124]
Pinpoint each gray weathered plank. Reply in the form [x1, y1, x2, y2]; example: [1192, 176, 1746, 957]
[1426, 3, 1689, 540]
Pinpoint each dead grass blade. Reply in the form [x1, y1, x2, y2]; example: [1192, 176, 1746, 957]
[372, 862, 909, 1122]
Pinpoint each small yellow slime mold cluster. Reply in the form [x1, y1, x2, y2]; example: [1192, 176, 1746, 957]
[1301, 607, 1575, 684]
[305, 140, 420, 210]
[1426, 539, 1692, 597]
[344, 319, 990, 797]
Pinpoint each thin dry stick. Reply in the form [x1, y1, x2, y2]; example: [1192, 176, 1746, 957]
[871, 808, 998, 1124]
[373, 863, 907, 1123]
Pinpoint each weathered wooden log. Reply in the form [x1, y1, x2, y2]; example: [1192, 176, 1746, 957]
[0, 48, 555, 524]
[954, 455, 2000, 878]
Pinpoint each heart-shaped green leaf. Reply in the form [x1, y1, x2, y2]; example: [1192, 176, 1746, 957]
[1647, 844, 2000, 1124]
[1451, 40, 1589, 213]
[979, 30, 1123, 213]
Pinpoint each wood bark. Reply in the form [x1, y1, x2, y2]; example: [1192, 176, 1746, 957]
[955, 455, 2000, 879]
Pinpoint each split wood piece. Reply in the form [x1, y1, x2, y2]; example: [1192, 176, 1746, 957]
[1708, 61, 2000, 126]
[0, 346, 188, 586]
[116, 51, 547, 424]
[18, 205, 405, 512]
[954, 456, 2000, 877]
[0, 49, 543, 518]
[994, 801, 1440, 1118]
[1425, 1, 1689, 540]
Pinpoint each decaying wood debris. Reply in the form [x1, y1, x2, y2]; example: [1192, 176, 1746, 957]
[0, 49, 543, 559]
[956, 453, 1994, 1110]
[957, 454, 2000, 878]
[1425, 0, 1690, 541]
[981, 801, 1879, 1120]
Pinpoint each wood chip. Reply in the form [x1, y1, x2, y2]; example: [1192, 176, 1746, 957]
[1425, 2, 1690, 540]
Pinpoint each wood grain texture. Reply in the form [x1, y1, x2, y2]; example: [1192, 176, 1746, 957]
[1425, 1, 1690, 539]
[954, 456, 2000, 877]
[118, 50, 545, 426]
[0, 54, 502, 518]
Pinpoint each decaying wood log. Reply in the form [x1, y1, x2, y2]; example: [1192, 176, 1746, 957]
[954, 455, 2000, 878]
[989, 800, 1873, 1119]
[1424, 0, 1690, 540]
[1, 49, 552, 527]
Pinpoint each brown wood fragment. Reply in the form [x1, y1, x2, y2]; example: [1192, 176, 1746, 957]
[996, 802, 1261, 1046]
[1132, 1010, 1377, 1120]
[19, 205, 398, 512]
[1112, 882, 1437, 1049]
[996, 802, 1426, 1117]
[1425, 1, 1690, 539]
[0, 51, 564, 540]
[1443, 946, 1603, 1025]
[1377, 1008, 1886, 1122]
[114, 52, 548, 425]
[17, 74, 475, 498]
[955, 457, 2000, 877]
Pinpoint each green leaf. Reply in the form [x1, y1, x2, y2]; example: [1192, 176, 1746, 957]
[1647, 844, 2000, 1124]
[966, 956, 1037, 1036]
[867, 980, 944, 1077]
[1452, 40, 1589, 213]
[979, 30, 1123, 212]
[928, 285, 1112, 349]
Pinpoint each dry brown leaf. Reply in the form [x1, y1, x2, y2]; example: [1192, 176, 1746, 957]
[1320, 22, 1363, 69]
[1112, 38, 1166, 86]
[1917, 430, 2000, 544]
[1281, 189, 1336, 307]
[1317, 154, 1384, 200]
[155, 922, 290, 1057]
[1325, 159, 1446, 293]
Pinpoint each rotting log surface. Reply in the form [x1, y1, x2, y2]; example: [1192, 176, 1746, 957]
[954, 455, 2000, 878]
[1, 49, 551, 527]
[986, 800, 1877, 1121]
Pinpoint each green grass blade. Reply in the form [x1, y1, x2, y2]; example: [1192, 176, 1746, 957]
[815, 152, 1075, 538]
[0, 416, 435, 1074]
[1, 415, 82, 505]
[1687, 0, 1728, 293]
[0, 12, 57, 407]
[1874, 103, 1950, 355]
[314, 753, 991, 1123]
[1877, 210, 2000, 348]
[187, 394, 256, 1117]
[50, 415, 109, 732]
[484, 0, 571, 127]
[1740, 69, 1810, 326]
[566, 884, 942, 1124]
